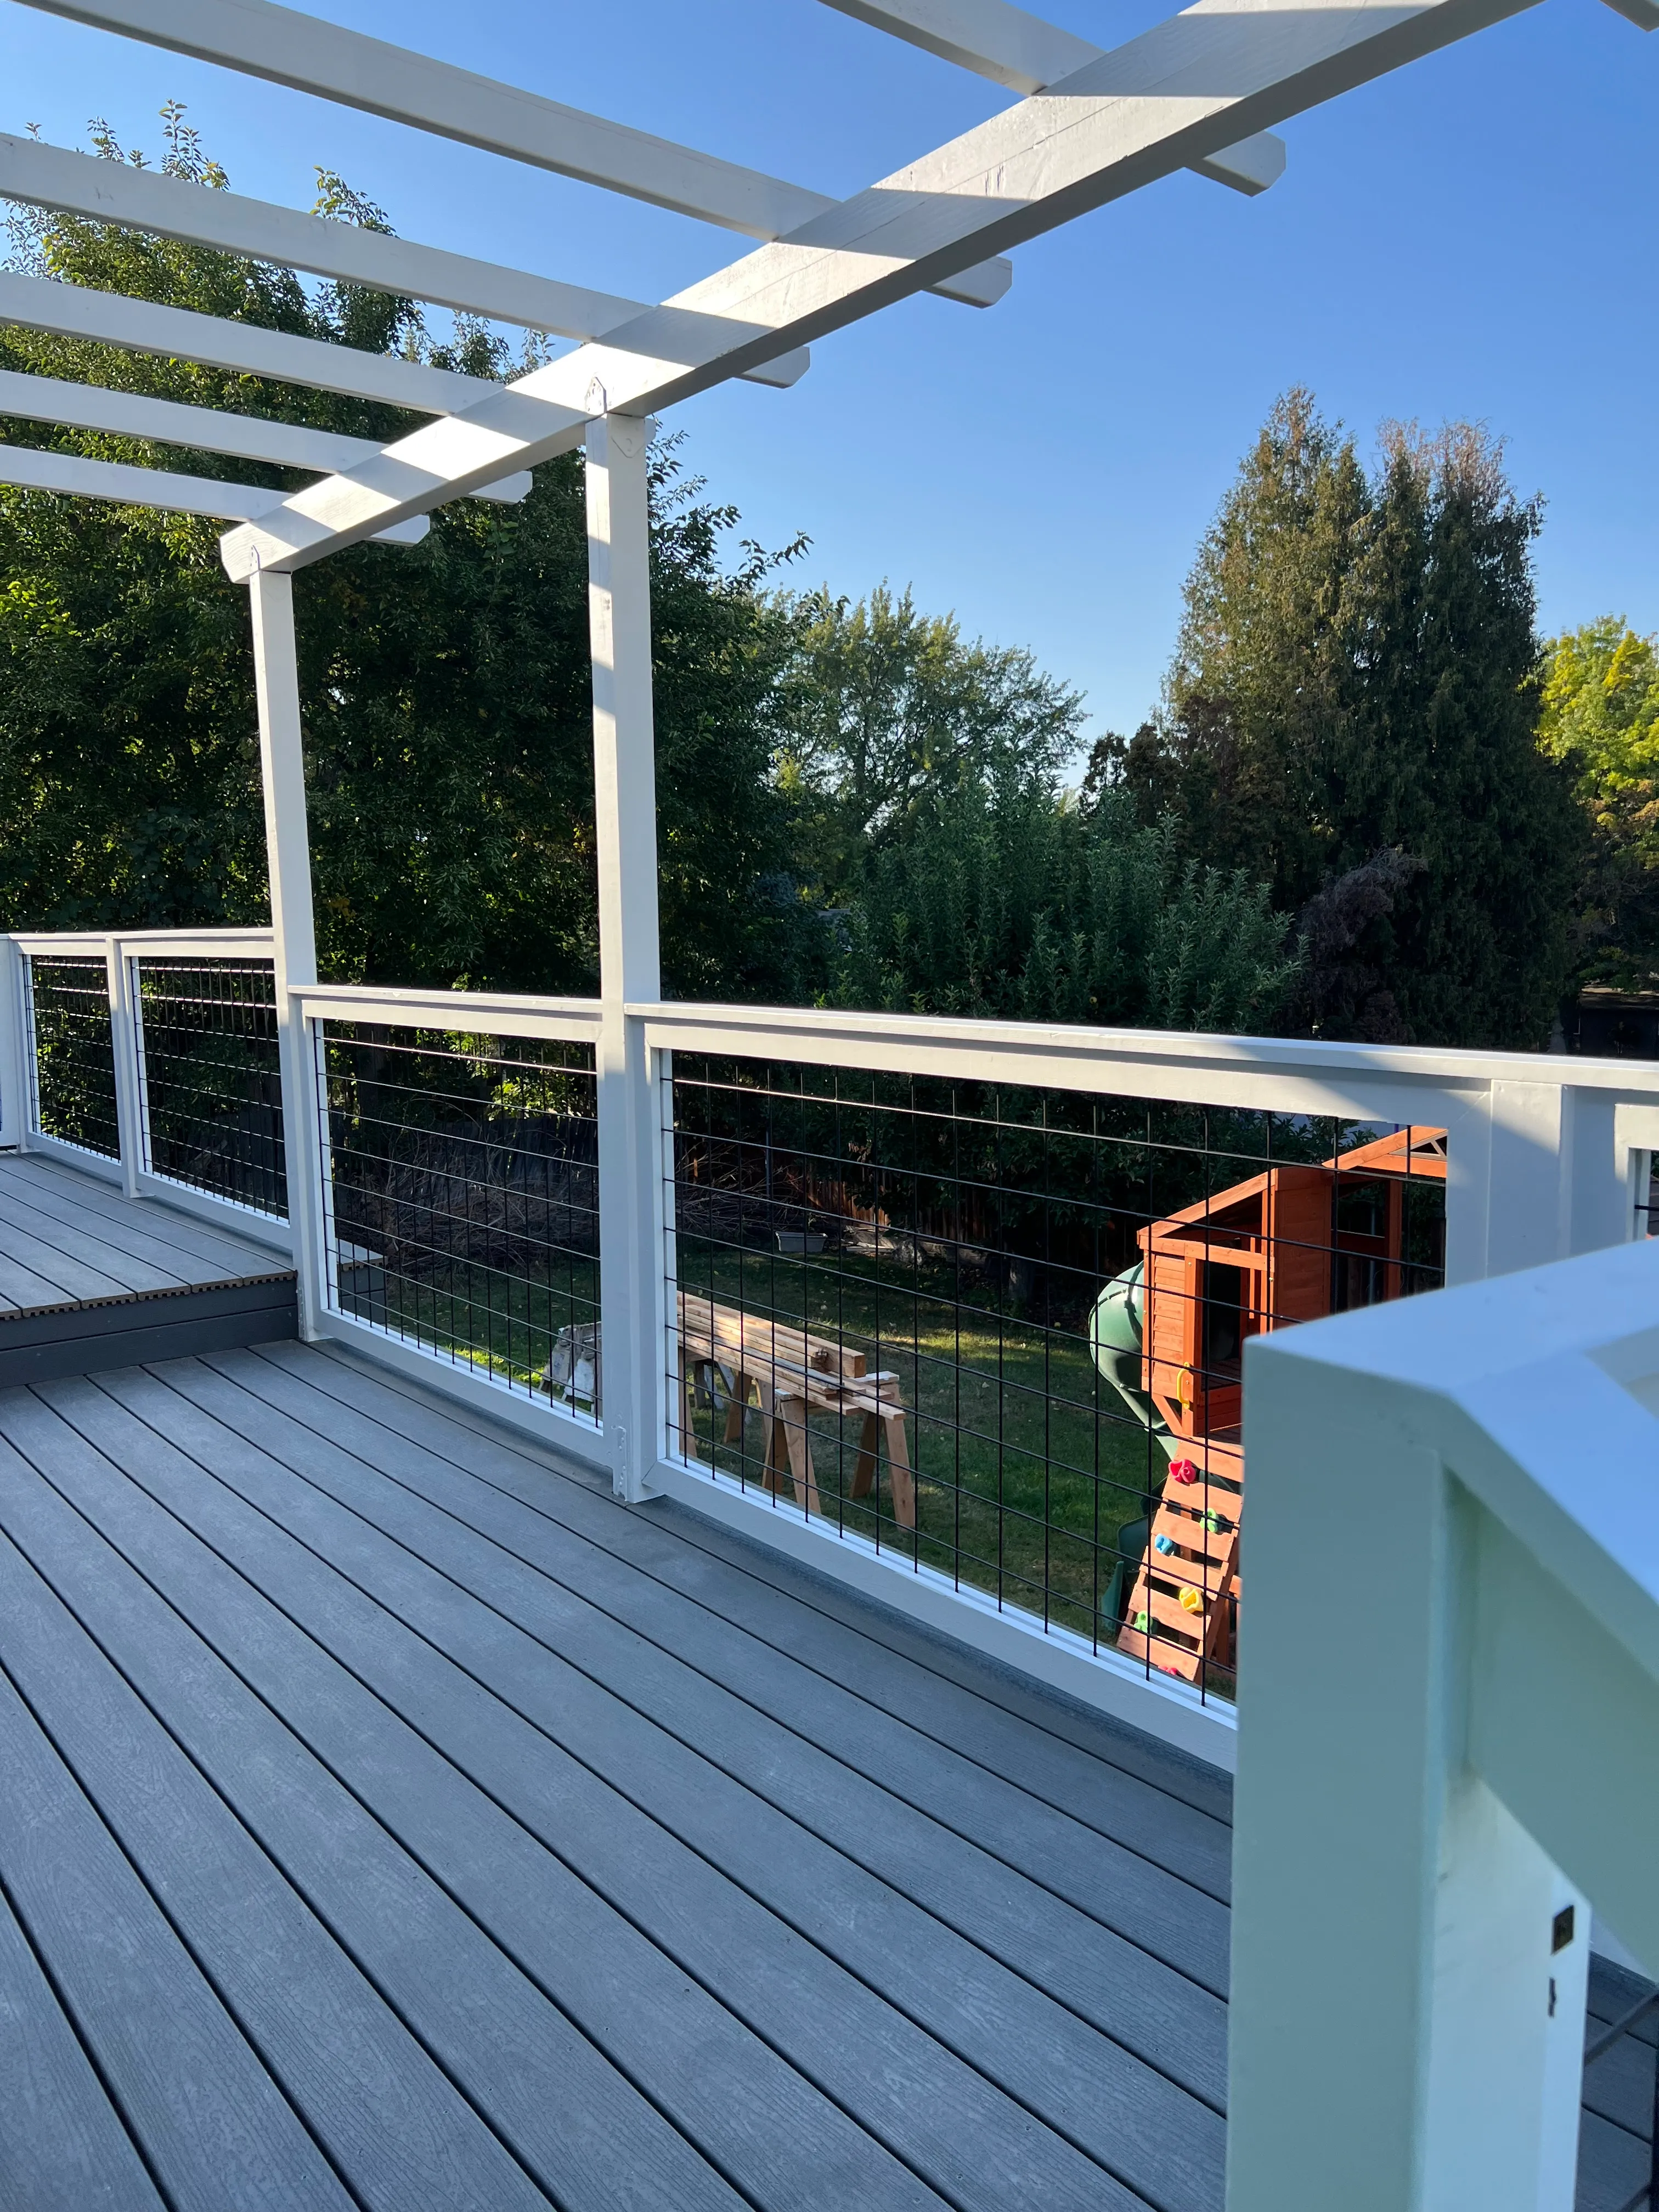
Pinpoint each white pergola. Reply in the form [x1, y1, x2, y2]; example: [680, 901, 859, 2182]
[2, 5, 1657, 2205]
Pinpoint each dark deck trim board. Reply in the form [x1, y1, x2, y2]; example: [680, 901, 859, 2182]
[0, 1154, 1635, 2212]
[0, 1274, 298, 1387]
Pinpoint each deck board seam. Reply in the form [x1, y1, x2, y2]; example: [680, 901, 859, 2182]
[4, 1159, 277, 1278]
[251, 1342, 1232, 1881]
[292, 1339, 1232, 1820]
[237, 1343, 1232, 1917]
[67, 1368, 1206, 2190]
[19, 1383, 1027, 2212]
[0, 1623, 376, 2212]
[0, 1815, 176, 2212]
[0, 1433, 714, 2212]
[197, 1352, 1232, 1999]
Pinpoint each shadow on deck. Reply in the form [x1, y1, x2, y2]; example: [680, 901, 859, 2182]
[0, 1159, 1644, 2210]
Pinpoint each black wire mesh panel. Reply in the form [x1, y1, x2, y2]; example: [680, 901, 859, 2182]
[668, 1056, 1447, 1702]
[25, 955, 120, 1159]
[135, 960, 286, 1217]
[318, 1023, 600, 1411]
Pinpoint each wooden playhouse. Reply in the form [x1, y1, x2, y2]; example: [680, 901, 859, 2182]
[1116, 1126, 1447, 1680]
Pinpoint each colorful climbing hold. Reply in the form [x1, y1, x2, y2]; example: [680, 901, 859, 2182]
[1179, 1586, 1203, 1613]
[1154, 1533, 1177, 1555]
[1170, 1458, 1199, 1486]
[1133, 1611, 1150, 1632]
[1204, 1510, 1228, 1534]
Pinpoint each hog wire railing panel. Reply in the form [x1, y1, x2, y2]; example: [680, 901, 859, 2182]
[314, 1020, 600, 1413]
[666, 1053, 1447, 1701]
[23, 953, 120, 1160]
[134, 958, 286, 1217]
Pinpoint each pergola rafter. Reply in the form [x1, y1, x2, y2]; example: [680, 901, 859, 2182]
[0, 0, 1650, 1572]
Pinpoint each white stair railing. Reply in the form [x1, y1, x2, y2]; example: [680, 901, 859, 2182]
[1228, 1232, 1659, 2211]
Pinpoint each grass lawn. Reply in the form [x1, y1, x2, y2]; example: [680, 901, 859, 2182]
[675, 1240, 1169, 1648]
[349, 1237, 1207, 1669]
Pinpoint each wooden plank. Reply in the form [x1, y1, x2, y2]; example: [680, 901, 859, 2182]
[0, 1571, 353, 2212]
[1, 1385, 973, 2212]
[268, 1336, 1238, 1847]
[0, 1420, 742, 2212]
[0, 1870, 166, 2210]
[119, 1356, 1230, 2112]
[1, 1157, 275, 1283]
[61, 1365, 1214, 2210]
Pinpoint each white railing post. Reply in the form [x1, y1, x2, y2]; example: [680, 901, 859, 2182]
[1220, 1238, 1659, 2212]
[105, 935, 144, 1196]
[0, 937, 29, 1150]
[248, 567, 325, 1330]
[586, 411, 665, 1502]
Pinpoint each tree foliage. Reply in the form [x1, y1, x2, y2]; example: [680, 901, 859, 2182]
[771, 583, 1087, 902]
[1537, 618, 1659, 992]
[0, 112, 814, 997]
[1102, 391, 1582, 1047]
[832, 778, 1300, 1033]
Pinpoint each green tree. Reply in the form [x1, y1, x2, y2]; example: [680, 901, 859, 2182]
[833, 778, 1300, 1033]
[1537, 618, 1659, 992]
[1104, 392, 1582, 1047]
[0, 111, 814, 997]
[772, 583, 1087, 901]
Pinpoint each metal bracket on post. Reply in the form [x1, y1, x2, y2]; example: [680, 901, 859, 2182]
[247, 565, 325, 1332]
[106, 935, 144, 1197]
[587, 411, 665, 1502]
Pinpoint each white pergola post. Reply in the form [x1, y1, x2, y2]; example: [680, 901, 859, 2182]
[586, 412, 667, 1502]
[247, 567, 327, 1335]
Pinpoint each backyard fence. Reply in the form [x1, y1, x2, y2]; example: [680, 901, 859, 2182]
[3, 928, 1657, 1750]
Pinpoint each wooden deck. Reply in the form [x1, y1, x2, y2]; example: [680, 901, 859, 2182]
[0, 1161, 1644, 2210]
[0, 1151, 295, 1383]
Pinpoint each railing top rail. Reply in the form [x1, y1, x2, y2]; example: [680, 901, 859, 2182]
[9, 927, 276, 956]
[293, 980, 603, 1040]
[631, 999, 1659, 1103]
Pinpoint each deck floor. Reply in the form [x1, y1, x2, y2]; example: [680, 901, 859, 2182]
[0, 1151, 285, 1311]
[0, 1176, 1641, 2208]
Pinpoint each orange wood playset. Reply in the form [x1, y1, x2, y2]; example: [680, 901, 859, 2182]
[1116, 1126, 1447, 1680]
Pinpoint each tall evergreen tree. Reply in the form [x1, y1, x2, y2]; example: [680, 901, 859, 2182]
[1104, 392, 1582, 1047]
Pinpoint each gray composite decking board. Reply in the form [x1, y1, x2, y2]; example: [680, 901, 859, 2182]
[7, 1389, 1068, 2212]
[0, 1182, 192, 1298]
[1585, 2031, 1656, 2140]
[233, 1341, 1232, 1980]
[0, 1212, 137, 1303]
[286, 1339, 1235, 1829]
[0, 1429, 746, 2212]
[0, 1581, 353, 2212]
[0, 1282, 297, 1389]
[168, 1348, 1231, 2108]
[0, 1861, 167, 2211]
[87, 1360, 1226, 2206]
[267, 1338, 1236, 1866]
[37, 1373, 1180, 2212]
[1, 1154, 281, 1286]
[1578, 2108, 1650, 2212]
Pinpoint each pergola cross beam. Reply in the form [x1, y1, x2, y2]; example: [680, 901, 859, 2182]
[0, 133, 810, 386]
[216, 0, 1551, 581]
[816, 0, 1289, 194]
[11, 0, 1013, 309]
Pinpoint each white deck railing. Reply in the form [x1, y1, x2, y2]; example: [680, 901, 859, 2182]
[1229, 1227, 1659, 2211]
[3, 927, 1658, 1769]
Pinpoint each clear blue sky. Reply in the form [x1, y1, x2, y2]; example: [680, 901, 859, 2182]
[5, 0, 1655, 746]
